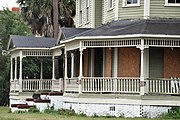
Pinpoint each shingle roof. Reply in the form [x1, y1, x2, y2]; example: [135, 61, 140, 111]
[10, 35, 57, 48]
[61, 27, 91, 39]
[65, 19, 180, 39]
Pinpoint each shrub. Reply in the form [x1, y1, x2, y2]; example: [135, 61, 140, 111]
[161, 107, 180, 119]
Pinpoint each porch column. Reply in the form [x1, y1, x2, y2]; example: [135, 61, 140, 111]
[71, 52, 74, 78]
[79, 46, 83, 94]
[19, 51, 23, 92]
[52, 55, 55, 80]
[14, 57, 17, 80]
[140, 39, 145, 95]
[40, 58, 43, 79]
[64, 50, 68, 91]
[10, 57, 13, 81]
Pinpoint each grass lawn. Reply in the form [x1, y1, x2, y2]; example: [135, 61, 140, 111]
[0, 107, 165, 120]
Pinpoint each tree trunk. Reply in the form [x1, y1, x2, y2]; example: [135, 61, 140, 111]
[53, 0, 59, 38]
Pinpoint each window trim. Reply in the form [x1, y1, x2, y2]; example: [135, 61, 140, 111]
[122, 0, 140, 7]
[108, 0, 113, 10]
[165, 0, 180, 6]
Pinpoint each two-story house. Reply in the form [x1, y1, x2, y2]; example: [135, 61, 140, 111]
[8, 0, 180, 118]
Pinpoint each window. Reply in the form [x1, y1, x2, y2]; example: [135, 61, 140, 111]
[86, 0, 89, 22]
[168, 0, 180, 3]
[79, 0, 82, 24]
[123, 0, 140, 7]
[108, 0, 113, 9]
[165, 0, 180, 6]
[127, 0, 137, 4]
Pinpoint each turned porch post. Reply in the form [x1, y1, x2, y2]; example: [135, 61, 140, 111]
[14, 57, 17, 80]
[52, 55, 55, 80]
[64, 50, 68, 91]
[71, 52, 74, 78]
[10, 57, 13, 81]
[79, 42, 83, 94]
[40, 58, 43, 80]
[19, 51, 23, 92]
[140, 39, 145, 95]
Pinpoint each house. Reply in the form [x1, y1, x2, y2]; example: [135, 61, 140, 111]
[8, 0, 180, 118]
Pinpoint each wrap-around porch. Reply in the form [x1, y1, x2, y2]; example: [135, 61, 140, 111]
[8, 36, 180, 96]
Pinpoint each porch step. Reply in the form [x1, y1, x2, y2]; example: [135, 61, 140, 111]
[10, 91, 64, 112]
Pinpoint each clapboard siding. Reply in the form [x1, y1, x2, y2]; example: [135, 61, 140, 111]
[76, 0, 94, 28]
[150, 0, 180, 18]
[95, 0, 102, 27]
[118, 0, 144, 19]
[103, 0, 115, 24]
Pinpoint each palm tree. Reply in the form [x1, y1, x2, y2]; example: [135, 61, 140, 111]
[17, 0, 76, 37]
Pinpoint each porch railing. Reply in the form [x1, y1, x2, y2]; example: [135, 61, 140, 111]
[81, 77, 140, 93]
[22, 79, 52, 91]
[146, 78, 180, 94]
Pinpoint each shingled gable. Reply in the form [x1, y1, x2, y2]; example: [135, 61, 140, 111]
[61, 19, 180, 42]
[7, 35, 57, 50]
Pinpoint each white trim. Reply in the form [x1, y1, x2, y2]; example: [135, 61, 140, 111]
[60, 34, 180, 44]
[92, 0, 95, 27]
[50, 44, 64, 50]
[115, 0, 119, 20]
[108, 0, 113, 10]
[8, 48, 51, 52]
[165, 0, 180, 6]
[122, 0, 140, 7]
[113, 48, 118, 77]
[144, 0, 150, 19]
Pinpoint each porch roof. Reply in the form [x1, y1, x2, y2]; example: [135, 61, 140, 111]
[7, 35, 57, 50]
[61, 19, 180, 41]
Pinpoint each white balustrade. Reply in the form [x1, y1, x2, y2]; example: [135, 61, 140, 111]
[147, 78, 180, 94]
[81, 77, 140, 93]
[22, 79, 53, 91]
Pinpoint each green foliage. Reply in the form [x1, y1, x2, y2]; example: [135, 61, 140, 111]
[0, 9, 32, 106]
[28, 106, 40, 113]
[161, 107, 180, 119]
[0, 9, 32, 49]
[58, 109, 76, 116]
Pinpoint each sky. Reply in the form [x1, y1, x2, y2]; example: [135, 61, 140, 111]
[0, 0, 19, 10]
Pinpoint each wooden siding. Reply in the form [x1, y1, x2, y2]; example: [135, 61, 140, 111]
[118, 0, 144, 19]
[76, 0, 94, 28]
[118, 47, 140, 77]
[150, 0, 180, 18]
[95, 0, 102, 27]
[164, 48, 180, 78]
[106, 48, 112, 77]
[102, 0, 115, 24]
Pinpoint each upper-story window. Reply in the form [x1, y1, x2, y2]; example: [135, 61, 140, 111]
[108, 0, 113, 9]
[86, 0, 89, 22]
[79, 0, 82, 25]
[165, 0, 180, 6]
[122, 0, 140, 7]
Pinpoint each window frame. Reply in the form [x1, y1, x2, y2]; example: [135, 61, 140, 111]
[165, 0, 180, 6]
[108, 0, 113, 10]
[122, 0, 140, 7]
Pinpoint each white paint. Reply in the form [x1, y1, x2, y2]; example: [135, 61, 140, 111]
[34, 102, 50, 112]
[71, 52, 74, 78]
[14, 57, 17, 80]
[90, 49, 94, 77]
[40, 58, 43, 79]
[19, 51, 23, 92]
[52, 55, 55, 80]
[140, 39, 145, 95]
[113, 48, 118, 77]
[63, 102, 171, 118]
[49, 96, 63, 110]
[144, 0, 150, 19]
[10, 57, 13, 81]
[115, 0, 119, 20]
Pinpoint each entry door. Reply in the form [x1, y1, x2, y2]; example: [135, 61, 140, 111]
[94, 48, 103, 77]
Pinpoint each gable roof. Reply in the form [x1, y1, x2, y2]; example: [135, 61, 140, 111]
[62, 19, 180, 41]
[8, 35, 57, 50]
